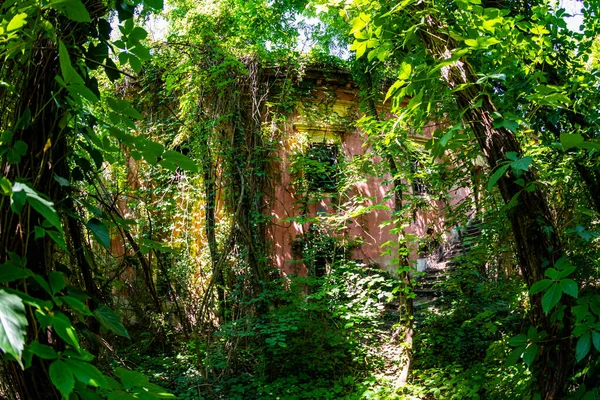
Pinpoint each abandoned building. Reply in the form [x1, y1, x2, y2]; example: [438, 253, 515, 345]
[267, 67, 470, 277]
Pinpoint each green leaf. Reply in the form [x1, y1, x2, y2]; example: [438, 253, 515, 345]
[104, 58, 121, 81]
[142, 0, 163, 10]
[12, 182, 62, 232]
[576, 332, 591, 362]
[49, 359, 75, 399]
[108, 391, 137, 400]
[52, 313, 80, 349]
[60, 296, 92, 316]
[128, 54, 142, 74]
[7, 13, 28, 32]
[592, 330, 600, 352]
[48, 0, 91, 22]
[477, 36, 500, 47]
[128, 27, 148, 42]
[115, 368, 149, 390]
[94, 305, 129, 337]
[542, 283, 562, 314]
[14, 141, 27, 156]
[557, 265, 576, 279]
[487, 164, 510, 191]
[58, 41, 76, 83]
[0, 177, 12, 196]
[64, 359, 106, 387]
[29, 340, 58, 359]
[505, 346, 525, 366]
[0, 289, 28, 363]
[351, 40, 368, 58]
[33, 274, 53, 297]
[161, 150, 199, 172]
[129, 45, 151, 61]
[545, 268, 559, 279]
[523, 343, 538, 366]
[493, 119, 519, 132]
[86, 218, 110, 249]
[49, 271, 66, 295]
[511, 156, 532, 171]
[47, 229, 67, 250]
[63, 348, 95, 361]
[508, 333, 527, 347]
[0, 265, 30, 282]
[560, 133, 584, 151]
[530, 279, 552, 295]
[53, 175, 70, 187]
[560, 279, 578, 298]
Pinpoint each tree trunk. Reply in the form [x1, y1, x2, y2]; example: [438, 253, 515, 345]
[419, 13, 571, 399]
[0, 4, 109, 397]
[360, 69, 414, 385]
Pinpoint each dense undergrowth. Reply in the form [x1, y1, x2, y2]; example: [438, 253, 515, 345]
[108, 257, 539, 400]
[114, 262, 400, 399]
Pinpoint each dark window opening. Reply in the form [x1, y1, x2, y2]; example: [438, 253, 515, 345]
[305, 143, 339, 192]
[411, 159, 427, 195]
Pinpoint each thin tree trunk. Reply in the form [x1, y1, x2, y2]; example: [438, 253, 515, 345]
[360, 69, 414, 385]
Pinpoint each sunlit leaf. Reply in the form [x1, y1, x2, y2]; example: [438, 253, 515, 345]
[7, 13, 28, 32]
[64, 359, 107, 387]
[48, 0, 91, 22]
[0, 289, 28, 363]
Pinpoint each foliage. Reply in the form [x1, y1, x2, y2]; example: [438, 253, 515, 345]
[2, 0, 600, 397]
[122, 261, 398, 399]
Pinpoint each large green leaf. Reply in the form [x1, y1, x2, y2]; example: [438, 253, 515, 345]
[86, 218, 110, 249]
[0, 265, 30, 282]
[49, 271, 66, 295]
[542, 283, 562, 314]
[160, 150, 199, 173]
[64, 358, 107, 387]
[52, 312, 80, 349]
[511, 156, 532, 172]
[115, 368, 149, 390]
[508, 333, 527, 347]
[560, 279, 578, 298]
[576, 332, 591, 362]
[94, 305, 129, 337]
[47, 0, 91, 22]
[529, 279, 552, 295]
[29, 340, 58, 360]
[560, 133, 584, 151]
[7, 13, 28, 32]
[0, 289, 28, 362]
[142, 0, 163, 10]
[523, 343, 538, 366]
[12, 182, 62, 233]
[49, 359, 75, 398]
[592, 330, 600, 352]
[487, 164, 510, 191]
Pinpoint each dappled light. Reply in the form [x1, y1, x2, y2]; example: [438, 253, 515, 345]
[1, 0, 599, 399]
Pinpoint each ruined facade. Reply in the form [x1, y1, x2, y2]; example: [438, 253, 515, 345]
[267, 68, 470, 276]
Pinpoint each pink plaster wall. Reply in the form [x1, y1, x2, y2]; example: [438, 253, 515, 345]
[266, 76, 470, 276]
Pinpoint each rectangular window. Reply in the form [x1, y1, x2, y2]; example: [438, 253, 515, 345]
[305, 143, 339, 192]
[411, 159, 427, 196]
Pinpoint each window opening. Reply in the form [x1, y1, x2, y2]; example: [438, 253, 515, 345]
[305, 142, 339, 192]
[411, 158, 427, 196]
